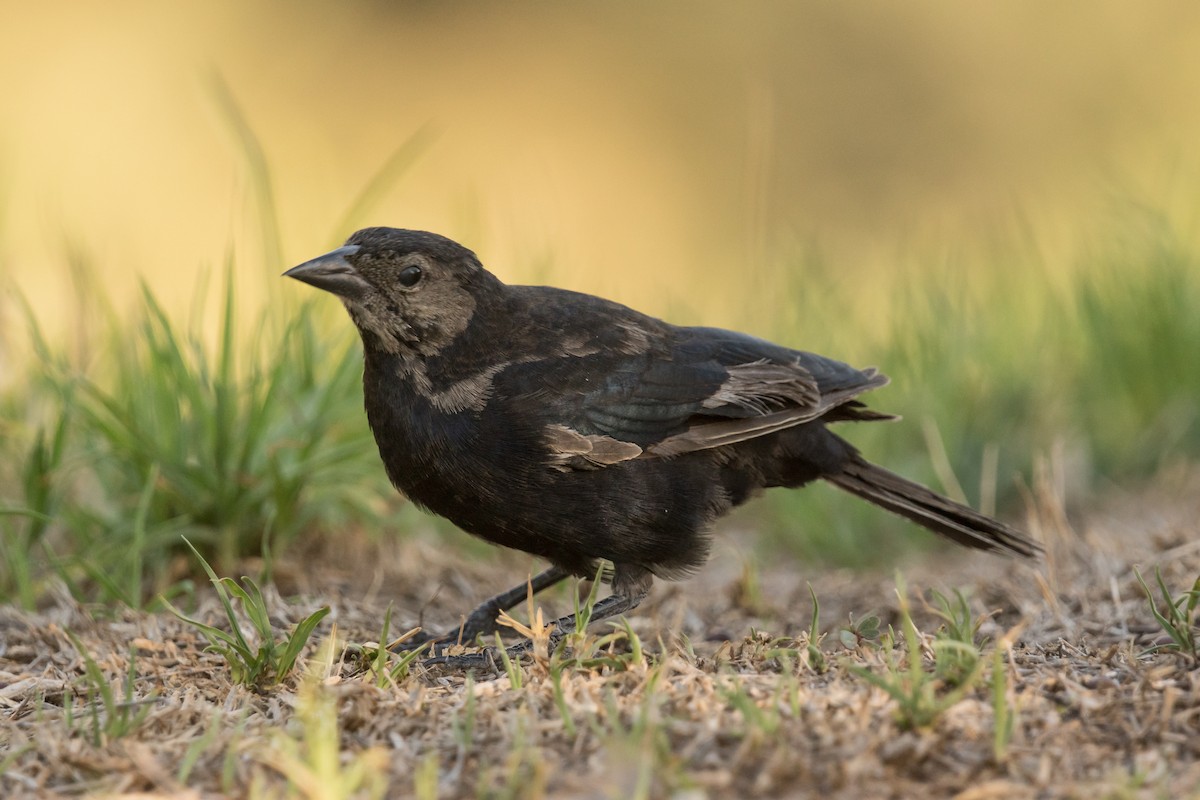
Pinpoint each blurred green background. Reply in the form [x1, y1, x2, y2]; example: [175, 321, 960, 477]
[3, 1, 1200, 606]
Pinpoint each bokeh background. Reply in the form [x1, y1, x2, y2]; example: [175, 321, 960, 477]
[3, 1, 1200, 603]
[5, 2, 1200, 307]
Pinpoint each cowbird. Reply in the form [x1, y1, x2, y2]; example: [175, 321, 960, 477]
[285, 227, 1038, 666]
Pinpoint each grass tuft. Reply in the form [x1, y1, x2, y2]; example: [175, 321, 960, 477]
[847, 575, 986, 729]
[1133, 565, 1200, 660]
[0, 266, 397, 606]
[64, 633, 156, 746]
[927, 587, 987, 686]
[164, 539, 330, 687]
[351, 604, 428, 687]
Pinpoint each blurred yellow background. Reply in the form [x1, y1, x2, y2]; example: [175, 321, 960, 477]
[3, 1, 1200, 327]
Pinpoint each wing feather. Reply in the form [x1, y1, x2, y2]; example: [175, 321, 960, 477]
[647, 371, 888, 457]
[499, 320, 892, 471]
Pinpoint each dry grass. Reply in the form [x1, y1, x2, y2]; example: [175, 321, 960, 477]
[3, 470, 1200, 799]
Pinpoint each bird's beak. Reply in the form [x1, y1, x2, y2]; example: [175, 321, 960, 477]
[283, 245, 370, 299]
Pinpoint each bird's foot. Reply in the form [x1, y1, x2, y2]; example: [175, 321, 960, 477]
[391, 628, 498, 658]
[420, 637, 545, 672]
[421, 644, 503, 672]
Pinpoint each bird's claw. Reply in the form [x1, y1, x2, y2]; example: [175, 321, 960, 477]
[421, 645, 504, 672]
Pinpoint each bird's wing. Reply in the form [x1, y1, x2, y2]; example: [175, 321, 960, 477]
[503, 325, 889, 469]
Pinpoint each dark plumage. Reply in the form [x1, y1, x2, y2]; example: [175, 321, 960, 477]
[285, 227, 1039, 665]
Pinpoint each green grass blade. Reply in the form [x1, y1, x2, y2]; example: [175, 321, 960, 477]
[276, 606, 331, 680]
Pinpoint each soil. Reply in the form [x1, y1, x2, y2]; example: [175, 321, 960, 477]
[2, 469, 1199, 799]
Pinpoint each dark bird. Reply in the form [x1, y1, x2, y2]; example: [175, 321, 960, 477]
[285, 227, 1039, 666]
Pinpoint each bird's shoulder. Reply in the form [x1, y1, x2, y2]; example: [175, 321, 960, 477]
[503, 284, 669, 359]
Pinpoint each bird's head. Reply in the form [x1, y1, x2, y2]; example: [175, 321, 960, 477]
[284, 227, 496, 355]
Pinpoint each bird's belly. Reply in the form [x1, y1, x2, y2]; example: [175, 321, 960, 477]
[367, 396, 721, 575]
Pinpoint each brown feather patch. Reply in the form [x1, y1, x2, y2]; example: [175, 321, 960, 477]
[545, 423, 643, 471]
[648, 368, 891, 458]
[702, 359, 820, 415]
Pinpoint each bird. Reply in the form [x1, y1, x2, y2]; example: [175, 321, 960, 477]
[285, 227, 1039, 666]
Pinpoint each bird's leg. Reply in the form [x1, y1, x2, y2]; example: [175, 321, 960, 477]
[393, 565, 570, 654]
[423, 567, 651, 671]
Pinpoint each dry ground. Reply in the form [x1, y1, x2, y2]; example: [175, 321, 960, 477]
[2, 468, 1199, 799]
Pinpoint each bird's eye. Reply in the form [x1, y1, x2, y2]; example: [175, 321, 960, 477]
[398, 265, 423, 288]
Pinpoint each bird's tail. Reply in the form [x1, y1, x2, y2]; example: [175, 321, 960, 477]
[826, 456, 1041, 558]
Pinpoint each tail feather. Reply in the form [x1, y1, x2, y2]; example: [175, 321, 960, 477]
[827, 457, 1041, 558]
